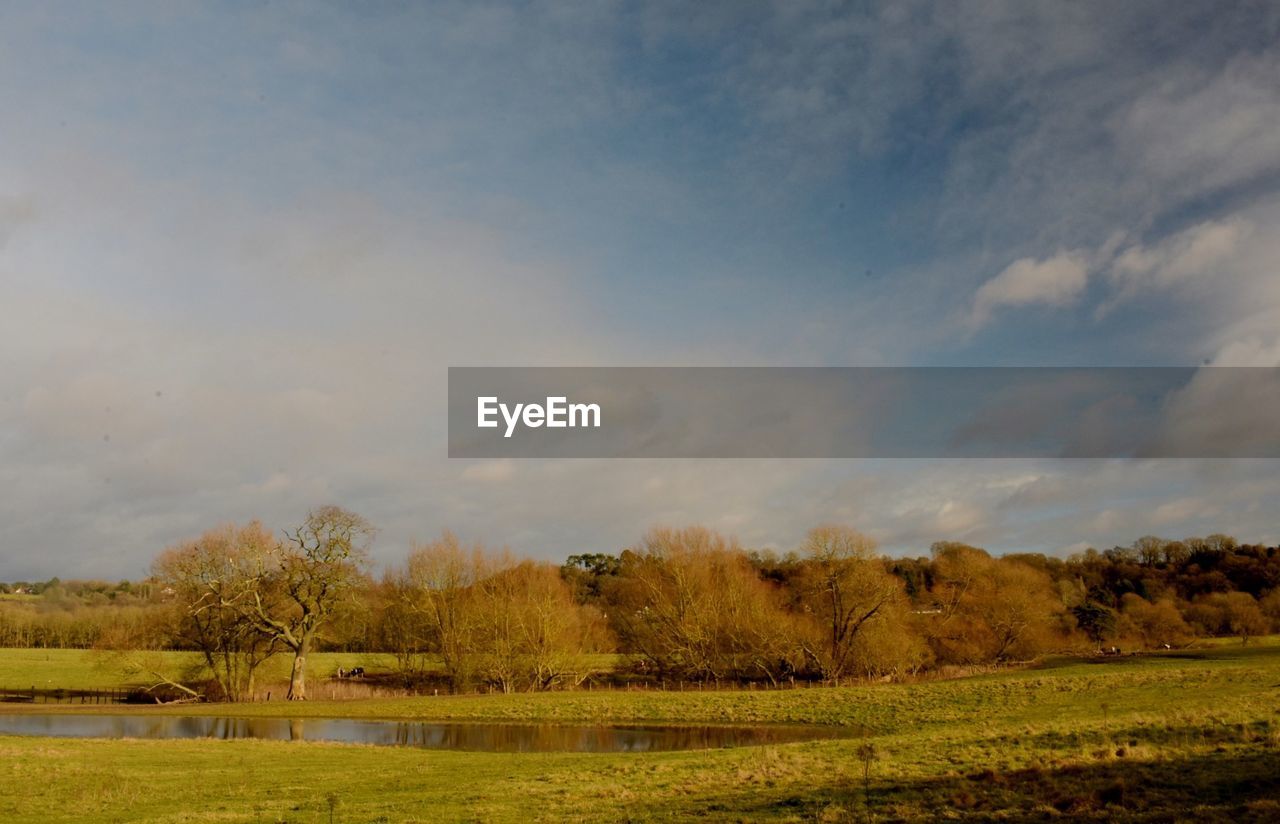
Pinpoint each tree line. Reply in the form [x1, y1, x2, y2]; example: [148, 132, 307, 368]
[4, 511, 1279, 701]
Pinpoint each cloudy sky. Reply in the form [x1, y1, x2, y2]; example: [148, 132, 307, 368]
[2, 1, 1278, 579]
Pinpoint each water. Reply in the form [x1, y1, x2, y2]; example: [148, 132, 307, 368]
[0, 713, 854, 752]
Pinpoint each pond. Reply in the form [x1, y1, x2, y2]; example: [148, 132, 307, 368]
[0, 713, 856, 753]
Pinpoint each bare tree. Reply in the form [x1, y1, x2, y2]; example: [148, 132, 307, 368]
[614, 526, 796, 682]
[1117, 593, 1193, 649]
[392, 536, 610, 692]
[927, 543, 1063, 664]
[472, 560, 610, 691]
[236, 507, 373, 700]
[392, 532, 488, 692]
[795, 525, 906, 681]
[149, 522, 281, 701]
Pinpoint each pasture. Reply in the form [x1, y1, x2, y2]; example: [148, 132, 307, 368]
[0, 648, 403, 693]
[0, 643, 1278, 821]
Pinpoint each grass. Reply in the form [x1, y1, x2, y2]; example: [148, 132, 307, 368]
[1, 642, 1278, 821]
[0, 649, 620, 695]
[0, 649, 403, 692]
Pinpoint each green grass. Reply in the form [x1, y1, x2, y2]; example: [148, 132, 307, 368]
[0, 649, 620, 694]
[1, 643, 1279, 821]
[0, 649, 409, 692]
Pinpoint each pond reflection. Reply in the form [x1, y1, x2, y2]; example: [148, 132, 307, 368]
[0, 713, 855, 752]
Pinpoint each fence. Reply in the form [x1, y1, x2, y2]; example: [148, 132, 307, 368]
[0, 686, 181, 705]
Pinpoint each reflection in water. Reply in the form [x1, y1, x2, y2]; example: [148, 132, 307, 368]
[0, 713, 854, 752]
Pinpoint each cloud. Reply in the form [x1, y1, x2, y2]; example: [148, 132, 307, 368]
[1096, 198, 1280, 363]
[1116, 51, 1280, 203]
[1104, 217, 1251, 310]
[1151, 498, 1218, 527]
[1139, 367, 1280, 458]
[968, 252, 1089, 329]
[1, 3, 1279, 578]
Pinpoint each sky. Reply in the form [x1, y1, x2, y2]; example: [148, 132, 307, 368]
[2, 1, 1279, 580]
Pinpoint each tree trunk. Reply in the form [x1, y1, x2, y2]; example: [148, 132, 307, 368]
[287, 639, 309, 700]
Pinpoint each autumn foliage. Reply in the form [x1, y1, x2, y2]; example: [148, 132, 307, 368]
[7, 522, 1280, 700]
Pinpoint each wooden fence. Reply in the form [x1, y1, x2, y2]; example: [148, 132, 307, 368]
[0, 686, 181, 705]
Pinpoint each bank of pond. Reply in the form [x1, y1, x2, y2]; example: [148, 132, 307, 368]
[0, 713, 860, 752]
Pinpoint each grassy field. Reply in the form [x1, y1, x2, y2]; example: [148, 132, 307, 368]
[0, 649, 621, 695]
[0, 649, 403, 692]
[1, 643, 1278, 822]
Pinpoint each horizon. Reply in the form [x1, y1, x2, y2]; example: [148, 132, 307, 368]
[0, 521, 1265, 586]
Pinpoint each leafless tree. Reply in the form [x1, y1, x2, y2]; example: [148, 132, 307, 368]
[233, 507, 373, 700]
[795, 525, 906, 681]
[149, 522, 281, 701]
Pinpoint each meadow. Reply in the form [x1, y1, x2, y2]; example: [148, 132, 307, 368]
[0, 643, 1278, 822]
[0, 648, 405, 694]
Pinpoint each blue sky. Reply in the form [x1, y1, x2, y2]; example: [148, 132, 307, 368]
[2, 1, 1279, 578]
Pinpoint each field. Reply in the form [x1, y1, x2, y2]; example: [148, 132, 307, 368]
[1, 643, 1278, 822]
[0, 649, 405, 694]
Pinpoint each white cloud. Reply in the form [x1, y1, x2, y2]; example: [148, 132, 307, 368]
[2, 3, 1279, 578]
[1151, 498, 1217, 527]
[1104, 217, 1251, 310]
[1095, 198, 1280, 364]
[1210, 337, 1280, 367]
[1140, 367, 1280, 458]
[1117, 52, 1280, 203]
[968, 252, 1089, 328]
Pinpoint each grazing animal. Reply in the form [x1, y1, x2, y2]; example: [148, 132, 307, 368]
[349, 666, 365, 679]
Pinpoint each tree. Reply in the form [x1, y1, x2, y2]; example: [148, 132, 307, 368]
[1072, 601, 1118, 646]
[1161, 540, 1190, 567]
[1260, 588, 1280, 633]
[794, 526, 915, 681]
[388, 535, 612, 692]
[1133, 536, 1166, 567]
[235, 507, 373, 700]
[471, 560, 611, 691]
[926, 543, 1064, 664]
[561, 553, 621, 604]
[1117, 594, 1193, 649]
[1185, 591, 1268, 642]
[147, 522, 281, 701]
[390, 532, 488, 691]
[1216, 592, 1268, 643]
[613, 527, 799, 682]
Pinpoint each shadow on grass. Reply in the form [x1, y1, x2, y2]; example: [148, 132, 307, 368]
[645, 747, 1280, 822]
[1030, 644, 1280, 672]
